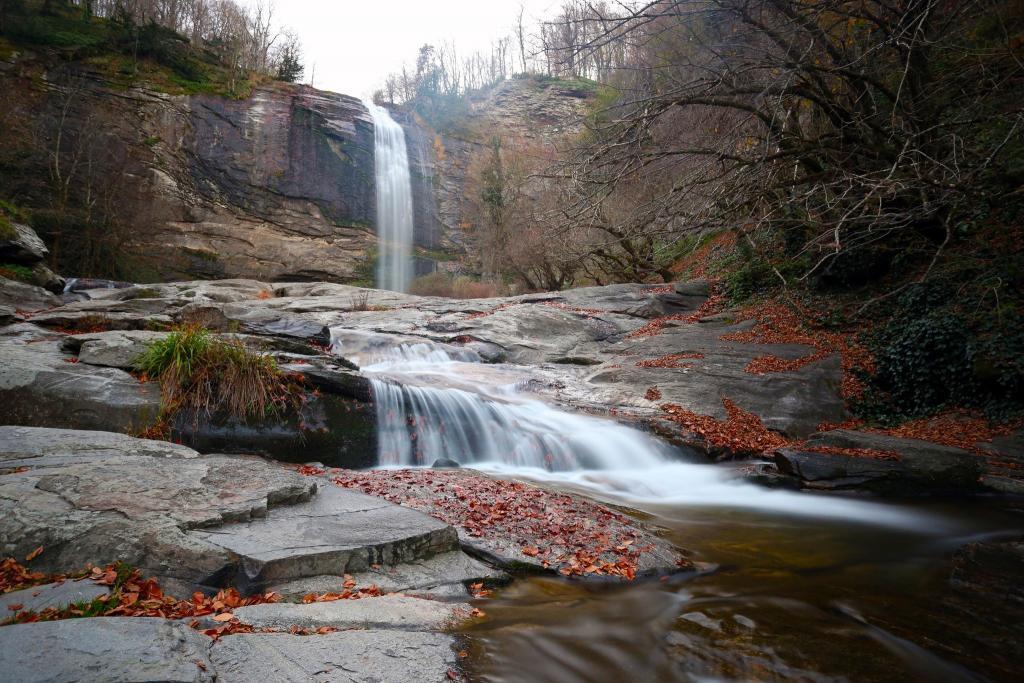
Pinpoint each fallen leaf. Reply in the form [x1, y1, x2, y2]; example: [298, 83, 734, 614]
[212, 612, 235, 622]
[25, 547, 43, 562]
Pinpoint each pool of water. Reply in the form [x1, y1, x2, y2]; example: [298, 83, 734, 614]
[463, 492, 1023, 682]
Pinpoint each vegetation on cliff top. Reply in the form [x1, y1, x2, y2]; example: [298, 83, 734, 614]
[0, 0, 305, 97]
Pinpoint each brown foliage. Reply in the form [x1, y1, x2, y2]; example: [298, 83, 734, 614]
[660, 398, 788, 455]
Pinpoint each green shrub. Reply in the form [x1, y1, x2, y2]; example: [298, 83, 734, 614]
[872, 312, 974, 416]
[136, 324, 303, 426]
[725, 259, 774, 303]
[0, 263, 34, 281]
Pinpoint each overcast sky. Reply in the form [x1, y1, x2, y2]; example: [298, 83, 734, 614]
[255, 0, 561, 98]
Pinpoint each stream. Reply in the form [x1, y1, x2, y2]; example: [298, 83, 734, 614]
[331, 332, 1023, 682]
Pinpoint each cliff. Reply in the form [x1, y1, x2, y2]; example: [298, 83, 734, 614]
[0, 45, 594, 283]
[0, 49, 444, 283]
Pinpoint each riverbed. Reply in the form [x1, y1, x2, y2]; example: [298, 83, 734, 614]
[463, 487, 1022, 682]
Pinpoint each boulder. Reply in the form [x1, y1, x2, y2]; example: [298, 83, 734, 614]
[775, 429, 982, 494]
[0, 277, 61, 311]
[0, 221, 48, 264]
[0, 617, 215, 683]
[28, 263, 65, 294]
[0, 335, 161, 433]
[62, 330, 170, 369]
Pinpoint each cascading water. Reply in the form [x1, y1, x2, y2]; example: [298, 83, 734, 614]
[363, 99, 414, 292]
[331, 331, 943, 530]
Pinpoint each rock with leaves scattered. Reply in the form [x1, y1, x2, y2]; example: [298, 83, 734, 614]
[326, 469, 690, 580]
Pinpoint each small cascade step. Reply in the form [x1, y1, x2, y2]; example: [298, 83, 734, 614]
[188, 485, 458, 590]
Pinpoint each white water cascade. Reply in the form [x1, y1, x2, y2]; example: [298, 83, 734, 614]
[331, 331, 946, 531]
[363, 100, 414, 292]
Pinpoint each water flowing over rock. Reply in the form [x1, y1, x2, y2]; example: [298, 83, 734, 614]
[364, 100, 415, 292]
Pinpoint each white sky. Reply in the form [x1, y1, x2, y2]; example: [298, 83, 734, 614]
[257, 0, 562, 98]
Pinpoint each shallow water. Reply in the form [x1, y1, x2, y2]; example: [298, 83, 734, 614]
[331, 334, 1023, 681]
[462, 494, 1023, 682]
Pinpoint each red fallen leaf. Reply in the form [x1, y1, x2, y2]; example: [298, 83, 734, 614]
[447, 670, 459, 680]
[195, 661, 207, 672]
[470, 608, 486, 618]
[7, 603, 23, 611]
[212, 612, 235, 622]
[315, 626, 337, 635]
[458, 651, 469, 659]
[521, 546, 540, 557]
[25, 547, 43, 562]
[62, 357, 80, 363]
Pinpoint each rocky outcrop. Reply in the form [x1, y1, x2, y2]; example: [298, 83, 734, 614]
[0, 222, 64, 293]
[424, 78, 596, 262]
[0, 57, 380, 282]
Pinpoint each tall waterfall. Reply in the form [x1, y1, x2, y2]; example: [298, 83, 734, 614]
[330, 331, 936, 529]
[363, 100, 414, 292]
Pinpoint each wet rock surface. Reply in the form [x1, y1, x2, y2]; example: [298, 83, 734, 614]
[775, 429, 982, 494]
[0, 617, 216, 683]
[0, 579, 111, 614]
[231, 594, 469, 632]
[209, 630, 460, 683]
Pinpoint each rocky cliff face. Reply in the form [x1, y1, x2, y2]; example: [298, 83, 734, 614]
[0, 55, 440, 283]
[0, 51, 592, 283]
[425, 78, 596, 268]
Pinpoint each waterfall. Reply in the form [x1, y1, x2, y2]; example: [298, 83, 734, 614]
[330, 331, 939, 529]
[363, 100, 414, 292]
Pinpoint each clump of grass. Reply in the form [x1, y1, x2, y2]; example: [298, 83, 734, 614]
[409, 272, 506, 299]
[0, 263, 33, 282]
[136, 324, 303, 428]
[349, 291, 370, 311]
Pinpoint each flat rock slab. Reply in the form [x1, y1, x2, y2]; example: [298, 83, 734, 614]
[0, 579, 110, 614]
[188, 485, 459, 589]
[269, 550, 508, 600]
[0, 426, 314, 587]
[0, 335, 161, 433]
[233, 595, 469, 631]
[210, 630, 459, 683]
[775, 429, 981, 494]
[0, 425, 198, 468]
[0, 617, 214, 682]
